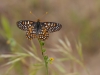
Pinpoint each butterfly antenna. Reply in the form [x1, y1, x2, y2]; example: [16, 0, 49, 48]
[39, 12, 48, 20]
[30, 11, 38, 19]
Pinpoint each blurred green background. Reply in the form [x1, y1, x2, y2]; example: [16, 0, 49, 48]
[0, 0, 100, 75]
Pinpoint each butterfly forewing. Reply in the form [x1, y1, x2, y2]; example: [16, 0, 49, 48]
[17, 20, 35, 31]
[41, 22, 62, 33]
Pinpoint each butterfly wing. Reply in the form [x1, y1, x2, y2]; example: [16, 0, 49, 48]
[37, 22, 62, 41]
[17, 20, 35, 31]
[17, 20, 62, 41]
[41, 22, 62, 33]
[17, 20, 37, 40]
[38, 28, 49, 41]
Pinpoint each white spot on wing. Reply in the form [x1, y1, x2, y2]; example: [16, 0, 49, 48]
[25, 21, 26, 24]
[48, 23, 50, 25]
[29, 24, 31, 26]
[28, 21, 29, 24]
[45, 25, 47, 27]
[33, 31, 36, 33]
[44, 23, 46, 24]
[39, 32, 41, 34]
[51, 23, 53, 26]
[43, 32, 44, 34]
[41, 32, 43, 34]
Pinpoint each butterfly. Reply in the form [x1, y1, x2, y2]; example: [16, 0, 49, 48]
[16, 19, 62, 41]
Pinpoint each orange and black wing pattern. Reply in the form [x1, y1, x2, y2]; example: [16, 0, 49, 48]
[17, 20, 37, 40]
[17, 20, 62, 41]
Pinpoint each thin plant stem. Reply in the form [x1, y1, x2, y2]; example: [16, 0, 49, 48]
[38, 39, 48, 75]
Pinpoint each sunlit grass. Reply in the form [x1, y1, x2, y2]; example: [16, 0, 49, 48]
[50, 37, 89, 75]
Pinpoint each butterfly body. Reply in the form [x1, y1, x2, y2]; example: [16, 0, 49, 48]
[35, 19, 42, 34]
[17, 19, 62, 41]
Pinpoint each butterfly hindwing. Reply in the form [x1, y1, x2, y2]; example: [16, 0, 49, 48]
[38, 28, 49, 41]
[26, 25, 37, 40]
[26, 31, 37, 40]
